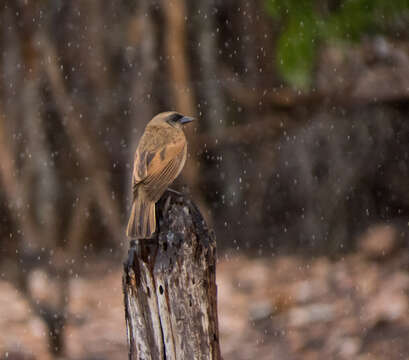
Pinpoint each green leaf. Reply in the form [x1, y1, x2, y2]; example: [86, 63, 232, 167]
[265, 0, 409, 89]
[276, 13, 317, 89]
[324, 0, 375, 40]
[265, 0, 282, 19]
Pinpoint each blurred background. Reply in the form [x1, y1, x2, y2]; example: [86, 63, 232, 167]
[1, 0, 409, 359]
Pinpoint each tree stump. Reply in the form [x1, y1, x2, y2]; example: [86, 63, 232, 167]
[123, 192, 221, 360]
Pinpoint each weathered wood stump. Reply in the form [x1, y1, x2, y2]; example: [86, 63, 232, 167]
[123, 192, 221, 360]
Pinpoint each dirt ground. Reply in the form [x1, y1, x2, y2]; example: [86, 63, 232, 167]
[1, 243, 409, 360]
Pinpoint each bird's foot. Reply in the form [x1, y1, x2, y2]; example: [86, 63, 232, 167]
[163, 194, 172, 217]
[166, 188, 182, 196]
[124, 239, 138, 269]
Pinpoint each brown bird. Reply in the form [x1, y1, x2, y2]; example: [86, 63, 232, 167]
[126, 111, 194, 239]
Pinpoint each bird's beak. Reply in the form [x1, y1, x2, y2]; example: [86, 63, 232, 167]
[179, 116, 195, 125]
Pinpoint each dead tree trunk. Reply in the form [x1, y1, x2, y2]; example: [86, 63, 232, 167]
[123, 192, 221, 360]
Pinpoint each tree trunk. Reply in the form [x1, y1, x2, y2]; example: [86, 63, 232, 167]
[123, 192, 221, 360]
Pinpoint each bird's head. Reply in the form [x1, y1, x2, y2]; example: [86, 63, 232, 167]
[150, 111, 195, 129]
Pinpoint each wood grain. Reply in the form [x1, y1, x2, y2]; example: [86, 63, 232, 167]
[123, 192, 221, 360]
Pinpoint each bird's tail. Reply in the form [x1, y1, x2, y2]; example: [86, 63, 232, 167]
[126, 193, 156, 239]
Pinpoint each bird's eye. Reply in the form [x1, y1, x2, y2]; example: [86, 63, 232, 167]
[168, 113, 183, 123]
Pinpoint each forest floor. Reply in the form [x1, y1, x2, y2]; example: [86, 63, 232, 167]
[1, 236, 409, 360]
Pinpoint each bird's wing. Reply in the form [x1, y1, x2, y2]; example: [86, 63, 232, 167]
[141, 139, 187, 202]
[131, 126, 175, 187]
[131, 146, 149, 199]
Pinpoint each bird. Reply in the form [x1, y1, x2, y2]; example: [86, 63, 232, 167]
[126, 111, 194, 239]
